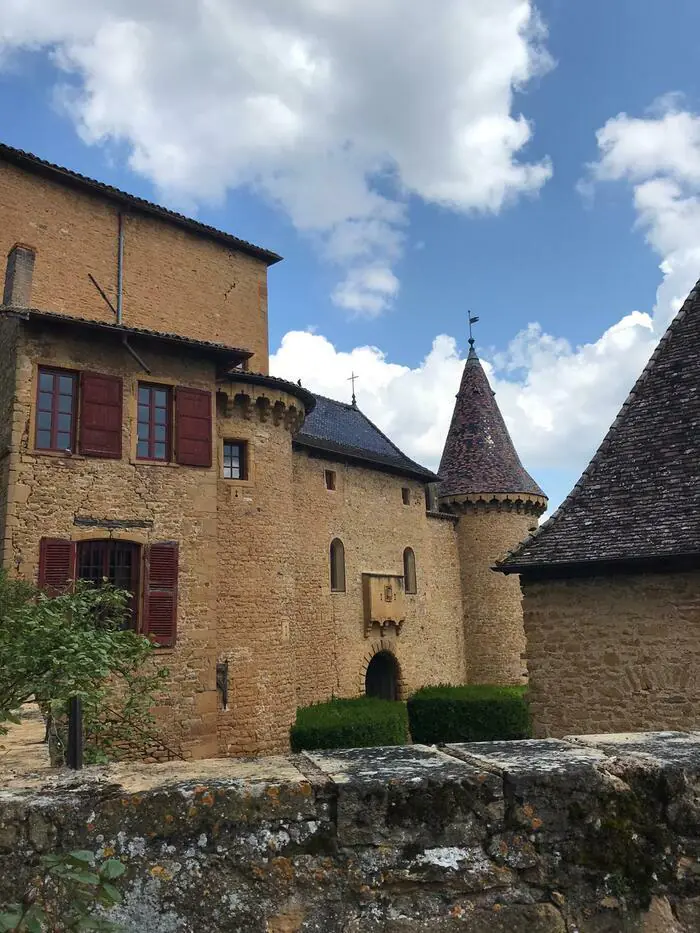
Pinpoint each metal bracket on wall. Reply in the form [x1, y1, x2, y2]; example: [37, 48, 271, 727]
[216, 660, 229, 711]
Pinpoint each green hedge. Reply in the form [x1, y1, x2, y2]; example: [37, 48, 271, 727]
[407, 684, 530, 745]
[290, 697, 408, 752]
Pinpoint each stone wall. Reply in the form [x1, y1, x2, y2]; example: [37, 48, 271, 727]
[291, 449, 466, 707]
[0, 159, 271, 371]
[523, 571, 700, 737]
[3, 323, 221, 758]
[3, 733, 700, 931]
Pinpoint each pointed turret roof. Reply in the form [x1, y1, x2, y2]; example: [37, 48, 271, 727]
[438, 341, 546, 500]
[499, 278, 700, 574]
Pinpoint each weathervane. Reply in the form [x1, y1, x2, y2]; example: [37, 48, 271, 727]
[468, 311, 480, 351]
[347, 371, 359, 407]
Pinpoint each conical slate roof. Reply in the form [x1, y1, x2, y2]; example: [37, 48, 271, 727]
[438, 344, 546, 500]
[500, 278, 700, 572]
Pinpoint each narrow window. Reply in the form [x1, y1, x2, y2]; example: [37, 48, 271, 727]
[403, 547, 417, 594]
[330, 538, 345, 592]
[223, 440, 248, 480]
[35, 367, 77, 452]
[137, 383, 171, 461]
[325, 469, 336, 490]
[401, 487, 410, 505]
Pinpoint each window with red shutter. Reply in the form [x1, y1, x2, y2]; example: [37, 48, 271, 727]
[143, 542, 178, 647]
[78, 372, 123, 459]
[175, 387, 212, 467]
[38, 538, 76, 594]
[35, 368, 77, 452]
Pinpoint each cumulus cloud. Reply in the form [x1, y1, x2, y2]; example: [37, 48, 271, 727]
[0, 0, 553, 314]
[273, 97, 700, 501]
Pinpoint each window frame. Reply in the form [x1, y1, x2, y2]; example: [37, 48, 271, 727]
[76, 539, 141, 630]
[403, 546, 417, 595]
[222, 439, 248, 480]
[35, 366, 78, 454]
[325, 469, 337, 491]
[136, 382, 172, 462]
[401, 487, 411, 505]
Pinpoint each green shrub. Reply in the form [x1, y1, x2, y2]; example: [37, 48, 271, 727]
[407, 684, 530, 745]
[290, 696, 408, 752]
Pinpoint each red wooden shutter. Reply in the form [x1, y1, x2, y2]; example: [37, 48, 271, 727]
[175, 387, 212, 467]
[38, 538, 76, 594]
[78, 372, 123, 458]
[143, 542, 178, 647]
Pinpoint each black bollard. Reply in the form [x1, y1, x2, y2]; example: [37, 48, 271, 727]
[67, 696, 84, 770]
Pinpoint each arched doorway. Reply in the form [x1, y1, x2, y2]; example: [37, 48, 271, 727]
[365, 651, 400, 701]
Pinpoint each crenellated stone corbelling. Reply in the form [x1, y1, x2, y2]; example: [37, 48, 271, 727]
[216, 379, 309, 434]
[441, 491, 547, 517]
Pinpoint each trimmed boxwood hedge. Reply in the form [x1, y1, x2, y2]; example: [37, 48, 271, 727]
[290, 696, 408, 752]
[407, 684, 530, 745]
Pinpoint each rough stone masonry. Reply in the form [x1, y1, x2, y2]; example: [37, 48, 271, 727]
[4, 734, 700, 931]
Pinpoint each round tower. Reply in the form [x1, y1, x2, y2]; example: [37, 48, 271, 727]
[438, 337, 547, 684]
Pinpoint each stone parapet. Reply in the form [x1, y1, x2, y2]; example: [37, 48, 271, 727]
[3, 733, 700, 930]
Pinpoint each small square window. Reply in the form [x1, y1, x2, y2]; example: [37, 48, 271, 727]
[223, 440, 248, 480]
[401, 487, 410, 505]
[325, 469, 336, 491]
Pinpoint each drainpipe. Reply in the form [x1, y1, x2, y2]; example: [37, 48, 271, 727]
[117, 212, 124, 324]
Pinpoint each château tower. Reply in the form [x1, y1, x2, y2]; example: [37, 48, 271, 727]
[438, 336, 547, 684]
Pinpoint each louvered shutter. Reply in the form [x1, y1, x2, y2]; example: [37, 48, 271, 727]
[78, 372, 123, 458]
[143, 542, 178, 647]
[38, 538, 76, 594]
[175, 387, 212, 467]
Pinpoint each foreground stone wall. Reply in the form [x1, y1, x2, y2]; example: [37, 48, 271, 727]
[523, 571, 700, 737]
[4, 733, 700, 932]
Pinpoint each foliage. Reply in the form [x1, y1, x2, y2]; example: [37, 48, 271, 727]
[407, 684, 531, 745]
[290, 696, 408, 751]
[0, 850, 126, 932]
[0, 571, 170, 762]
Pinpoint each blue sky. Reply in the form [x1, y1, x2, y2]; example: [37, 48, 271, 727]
[2, 1, 700, 513]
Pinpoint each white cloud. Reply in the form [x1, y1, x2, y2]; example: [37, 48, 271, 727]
[273, 97, 700, 506]
[0, 0, 552, 314]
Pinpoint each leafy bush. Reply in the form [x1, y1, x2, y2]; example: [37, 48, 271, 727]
[407, 684, 530, 745]
[0, 571, 172, 762]
[290, 697, 408, 752]
[0, 849, 126, 932]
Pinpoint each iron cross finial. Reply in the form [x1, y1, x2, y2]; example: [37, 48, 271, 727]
[468, 311, 480, 350]
[347, 371, 359, 407]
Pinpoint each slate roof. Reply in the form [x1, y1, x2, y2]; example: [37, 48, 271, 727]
[499, 278, 700, 573]
[438, 345, 546, 499]
[3, 306, 252, 364]
[295, 395, 438, 481]
[0, 143, 281, 265]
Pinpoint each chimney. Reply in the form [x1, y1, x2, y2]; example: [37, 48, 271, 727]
[3, 245, 36, 307]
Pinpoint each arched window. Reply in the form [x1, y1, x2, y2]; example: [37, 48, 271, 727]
[403, 547, 417, 594]
[330, 538, 345, 592]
